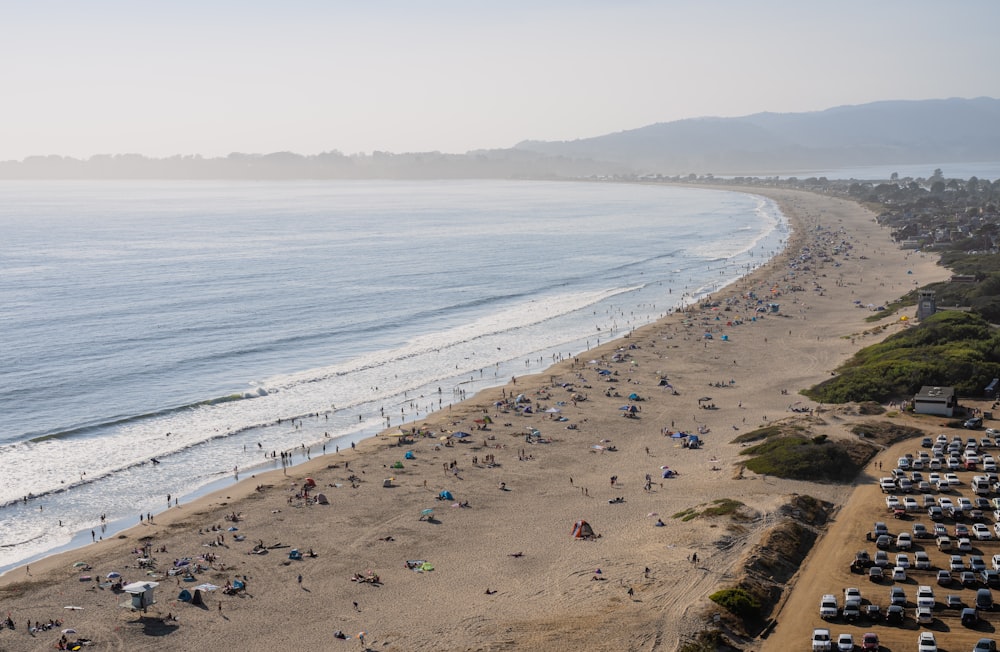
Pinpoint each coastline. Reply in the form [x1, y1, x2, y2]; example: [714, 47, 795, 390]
[0, 187, 951, 652]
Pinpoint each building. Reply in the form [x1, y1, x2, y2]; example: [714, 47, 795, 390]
[916, 290, 937, 320]
[913, 386, 956, 417]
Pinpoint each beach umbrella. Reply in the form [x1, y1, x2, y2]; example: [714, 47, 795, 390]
[421, 509, 434, 517]
[106, 572, 121, 579]
[545, 407, 561, 413]
[194, 583, 219, 592]
[439, 435, 450, 441]
[62, 628, 77, 633]
[660, 466, 670, 470]
[452, 431, 471, 438]
[72, 561, 88, 567]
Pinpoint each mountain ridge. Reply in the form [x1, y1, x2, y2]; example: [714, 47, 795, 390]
[513, 97, 1000, 174]
[2, 97, 998, 179]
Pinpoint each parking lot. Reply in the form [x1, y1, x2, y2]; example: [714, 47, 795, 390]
[764, 424, 1000, 652]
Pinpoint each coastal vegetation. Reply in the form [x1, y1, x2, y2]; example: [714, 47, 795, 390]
[804, 311, 1000, 403]
[738, 435, 872, 482]
[672, 498, 748, 521]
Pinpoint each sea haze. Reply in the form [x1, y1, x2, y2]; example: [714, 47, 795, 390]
[0, 179, 787, 572]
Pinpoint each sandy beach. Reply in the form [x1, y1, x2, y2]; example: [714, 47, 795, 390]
[0, 187, 951, 652]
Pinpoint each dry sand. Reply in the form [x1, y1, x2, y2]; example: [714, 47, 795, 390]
[0, 187, 951, 652]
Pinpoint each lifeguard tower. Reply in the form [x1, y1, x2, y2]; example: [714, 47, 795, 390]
[916, 290, 936, 320]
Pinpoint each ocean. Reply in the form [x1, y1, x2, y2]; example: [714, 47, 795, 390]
[0, 179, 788, 573]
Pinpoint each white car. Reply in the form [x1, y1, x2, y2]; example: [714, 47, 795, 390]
[812, 628, 832, 652]
[897, 533, 913, 549]
[886, 495, 900, 510]
[946, 473, 961, 485]
[951, 555, 966, 571]
[903, 497, 919, 512]
[892, 566, 907, 581]
[918, 632, 937, 652]
[837, 633, 854, 652]
[929, 472, 942, 484]
[974, 523, 993, 540]
[958, 537, 973, 552]
[992, 554, 1000, 571]
[845, 587, 862, 603]
[820, 594, 839, 619]
[958, 497, 974, 511]
[895, 553, 911, 569]
[938, 497, 954, 509]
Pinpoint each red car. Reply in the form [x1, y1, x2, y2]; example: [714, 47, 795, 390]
[863, 632, 880, 651]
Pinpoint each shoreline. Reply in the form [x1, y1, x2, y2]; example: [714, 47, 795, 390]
[0, 187, 951, 652]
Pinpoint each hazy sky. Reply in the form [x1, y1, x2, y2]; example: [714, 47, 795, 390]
[3, 0, 999, 160]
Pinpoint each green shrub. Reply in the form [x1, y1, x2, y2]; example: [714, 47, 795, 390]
[805, 311, 1000, 403]
[710, 587, 760, 618]
[741, 436, 862, 482]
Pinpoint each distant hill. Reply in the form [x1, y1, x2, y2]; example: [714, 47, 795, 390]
[3, 98, 998, 179]
[514, 97, 1000, 175]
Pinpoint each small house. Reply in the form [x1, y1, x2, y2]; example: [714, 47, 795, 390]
[123, 581, 159, 610]
[913, 386, 956, 417]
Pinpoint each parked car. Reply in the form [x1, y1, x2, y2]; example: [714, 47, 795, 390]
[843, 599, 862, 623]
[973, 639, 996, 652]
[952, 555, 967, 572]
[890, 586, 906, 606]
[962, 607, 980, 627]
[918, 632, 937, 652]
[959, 537, 974, 552]
[885, 604, 905, 625]
[837, 633, 855, 652]
[916, 606, 933, 624]
[892, 566, 907, 581]
[947, 594, 964, 608]
[937, 569, 953, 585]
[971, 556, 987, 572]
[963, 571, 979, 587]
[984, 569, 1000, 588]
[897, 533, 913, 550]
[966, 417, 984, 429]
[821, 594, 839, 619]
[869, 566, 884, 583]
[977, 588, 994, 610]
[915, 551, 932, 570]
[862, 632, 879, 651]
[813, 628, 833, 651]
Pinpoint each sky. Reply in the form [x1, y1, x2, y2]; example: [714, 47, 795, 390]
[2, 0, 999, 160]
